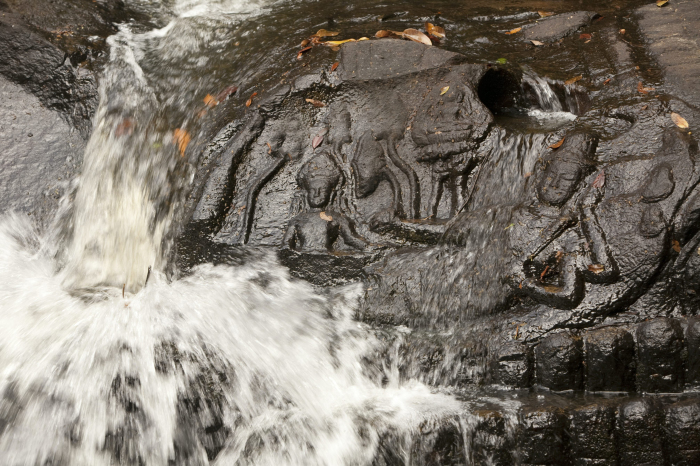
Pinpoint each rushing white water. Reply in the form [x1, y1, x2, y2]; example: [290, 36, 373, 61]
[522, 73, 578, 123]
[0, 1, 472, 464]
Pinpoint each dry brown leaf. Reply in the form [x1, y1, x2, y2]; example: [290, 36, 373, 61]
[312, 134, 324, 149]
[323, 38, 358, 46]
[656, 0, 669, 6]
[425, 22, 446, 39]
[620, 28, 626, 34]
[538, 11, 554, 17]
[331, 62, 339, 72]
[331, 46, 340, 52]
[565, 75, 583, 85]
[637, 81, 655, 94]
[540, 265, 550, 280]
[320, 211, 333, 221]
[297, 46, 313, 59]
[603, 78, 611, 85]
[592, 170, 605, 189]
[549, 137, 565, 149]
[671, 112, 689, 129]
[440, 86, 450, 96]
[305, 98, 325, 108]
[531, 40, 544, 46]
[312, 29, 340, 38]
[375, 30, 395, 38]
[204, 94, 218, 108]
[301, 39, 310, 47]
[505, 27, 522, 35]
[579, 33, 592, 40]
[673, 240, 681, 253]
[245, 91, 257, 108]
[173, 128, 191, 157]
[588, 264, 605, 274]
[403, 28, 432, 46]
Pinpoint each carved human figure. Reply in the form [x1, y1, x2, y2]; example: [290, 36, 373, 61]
[412, 81, 493, 218]
[282, 152, 368, 252]
[239, 118, 304, 244]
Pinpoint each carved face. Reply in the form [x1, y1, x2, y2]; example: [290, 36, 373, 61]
[538, 159, 583, 207]
[305, 175, 334, 208]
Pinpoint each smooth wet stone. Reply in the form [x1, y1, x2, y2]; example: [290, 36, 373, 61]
[568, 402, 616, 466]
[584, 326, 635, 392]
[495, 340, 533, 388]
[664, 399, 700, 466]
[470, 409, 512, 466]
[517, 405, 566, 465]
[617, 398, 664, 466]
[687, 317, 700, 389]
[535, 332, 583, 391]
[636, 317, 684, 393]
[522, 11, 598, 43]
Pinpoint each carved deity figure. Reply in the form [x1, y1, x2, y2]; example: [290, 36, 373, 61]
[282, 152, 368, 252]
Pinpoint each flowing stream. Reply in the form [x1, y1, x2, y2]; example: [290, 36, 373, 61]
[0, 0, 579, 464]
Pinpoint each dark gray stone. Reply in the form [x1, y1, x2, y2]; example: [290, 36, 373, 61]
[568, 403, 617, 466]
[517, 405, 566, 465]
[636, 317, 684, 393]
[664, 399, 700, 466]
[522, 11, 598, 43]
[687, 317, 700, 388]
[535, 332, 583, 391]
[617, 398, 664, 466]
[584, 326, 635, 392]
[495, 340, 533, 388]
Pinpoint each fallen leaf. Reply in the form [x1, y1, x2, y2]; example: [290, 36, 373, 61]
[331, 62, 339, 72]
[656, 0, 669, 6]
[603, 78, 611, 85]
[672, 240, 681, 253]
[358, 37, 369, 41]
[216, 85, 238, 102]
[555, 250, 564, 261]
[531, 40, 544, 46]
[505, 27, 522, 35]
[331, 46, 340, 52]
[312, 134, 324, 149]
[549, 137, 565, 149]
[245, 91, 257, 108]
[323, 38, 359, 46]
[173, 128, 191, 157]
[312, 29, 340, 38]
[619, 28, 626, 34]
[320, 211, 333, 221]
[565, 75, 583, 85]
[504, 223, 515, 230]
[375, 30, 395, 38]
[579, 33, 592, 40]
[496, 58, 507, 65]
[297, 46, 313, 59]
[425, 22, 446, 39]
[301, 39, 310, 47]
[588, 264, 605, 274]
[592, 170, 605, 188]
[671, 112, 689, 129]
[440, 86, 450, 96]
[204, 94, 218, 108]
[305, 98, 325, 108]
[584, 39, 591, 44]
[538, 11, 554, 17]
[266, 142, 272, 154]
[637, 81, 655, 94]
[403, 28, 432, 46]
[115, 118, 134, 137]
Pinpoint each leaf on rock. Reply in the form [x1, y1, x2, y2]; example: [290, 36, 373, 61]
[320, 211, 333, 221]
[603, 78, 611, 85]
[531, 40, 544, 46]
[305, 98, 325, 108]
[173, 128, 191, 157]
[376, 30, 395, 38]
[323, 38, 359, 46]
[204, 94, 218, 108]
[297, 46, 313, 59]
[301, 39, 310, 47]
[619, 28, 626, 34]
[592, 170, 605, 188]
[312, 134, 324, 149]
[245, 91, 257, 108]
[505, 27, 522, 35]
[403, 28, 432, 46]
[656, 0, 669, 7]
[496, 58, 507, 65]
[637, 81, 655, 94]
[549, 137, 565, 149]
[312, 29, 340, 38]
[671, 112, 689, 129]
[672, 240, 681, 253]
[588, 264, 605, 274]
[579, 33, 592, 40]
[425, 22, 446, 39]
[565, 75, 583, 85]
[440, 86, 450, 96]
[331, 62, 339, 72]
[538, 11, 554, 17]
